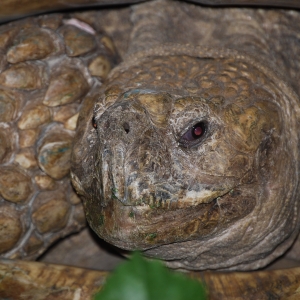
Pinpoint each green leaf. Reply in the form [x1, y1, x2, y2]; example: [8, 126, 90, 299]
[93, 252, 207, 300]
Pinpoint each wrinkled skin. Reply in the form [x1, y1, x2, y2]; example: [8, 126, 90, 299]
[71, 43, 300, 270]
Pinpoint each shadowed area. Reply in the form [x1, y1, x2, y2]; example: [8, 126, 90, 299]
[39, 228, 125, 270]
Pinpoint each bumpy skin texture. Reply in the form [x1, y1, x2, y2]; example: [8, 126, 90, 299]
[71, 1, 300, 270]
[0, 14, 119, 259]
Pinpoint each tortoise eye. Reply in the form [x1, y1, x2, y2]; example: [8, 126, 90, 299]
[179, 121, 207, 147]
[92, 117, 97, 129]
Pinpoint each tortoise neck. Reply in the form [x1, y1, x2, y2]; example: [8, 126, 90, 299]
[127, 0, 300, 99]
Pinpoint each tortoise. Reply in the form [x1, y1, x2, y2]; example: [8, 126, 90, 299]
[1, 0, 300, 272]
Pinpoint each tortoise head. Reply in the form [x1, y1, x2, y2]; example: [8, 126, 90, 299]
[71, 48, 300, 270]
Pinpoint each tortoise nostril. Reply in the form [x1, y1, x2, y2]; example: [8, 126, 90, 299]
[123, 122, 130, 134]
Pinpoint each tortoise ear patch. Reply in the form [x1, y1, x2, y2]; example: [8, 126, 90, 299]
[224, 103, 277, 153]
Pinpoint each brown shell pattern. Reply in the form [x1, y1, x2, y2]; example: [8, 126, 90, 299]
[0, 13, 119, 259]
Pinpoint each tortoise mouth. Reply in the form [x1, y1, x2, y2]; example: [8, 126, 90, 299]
[99, 149, 239, 209]
[112, 183, 234, 209]
[83, 180, 256, 251]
